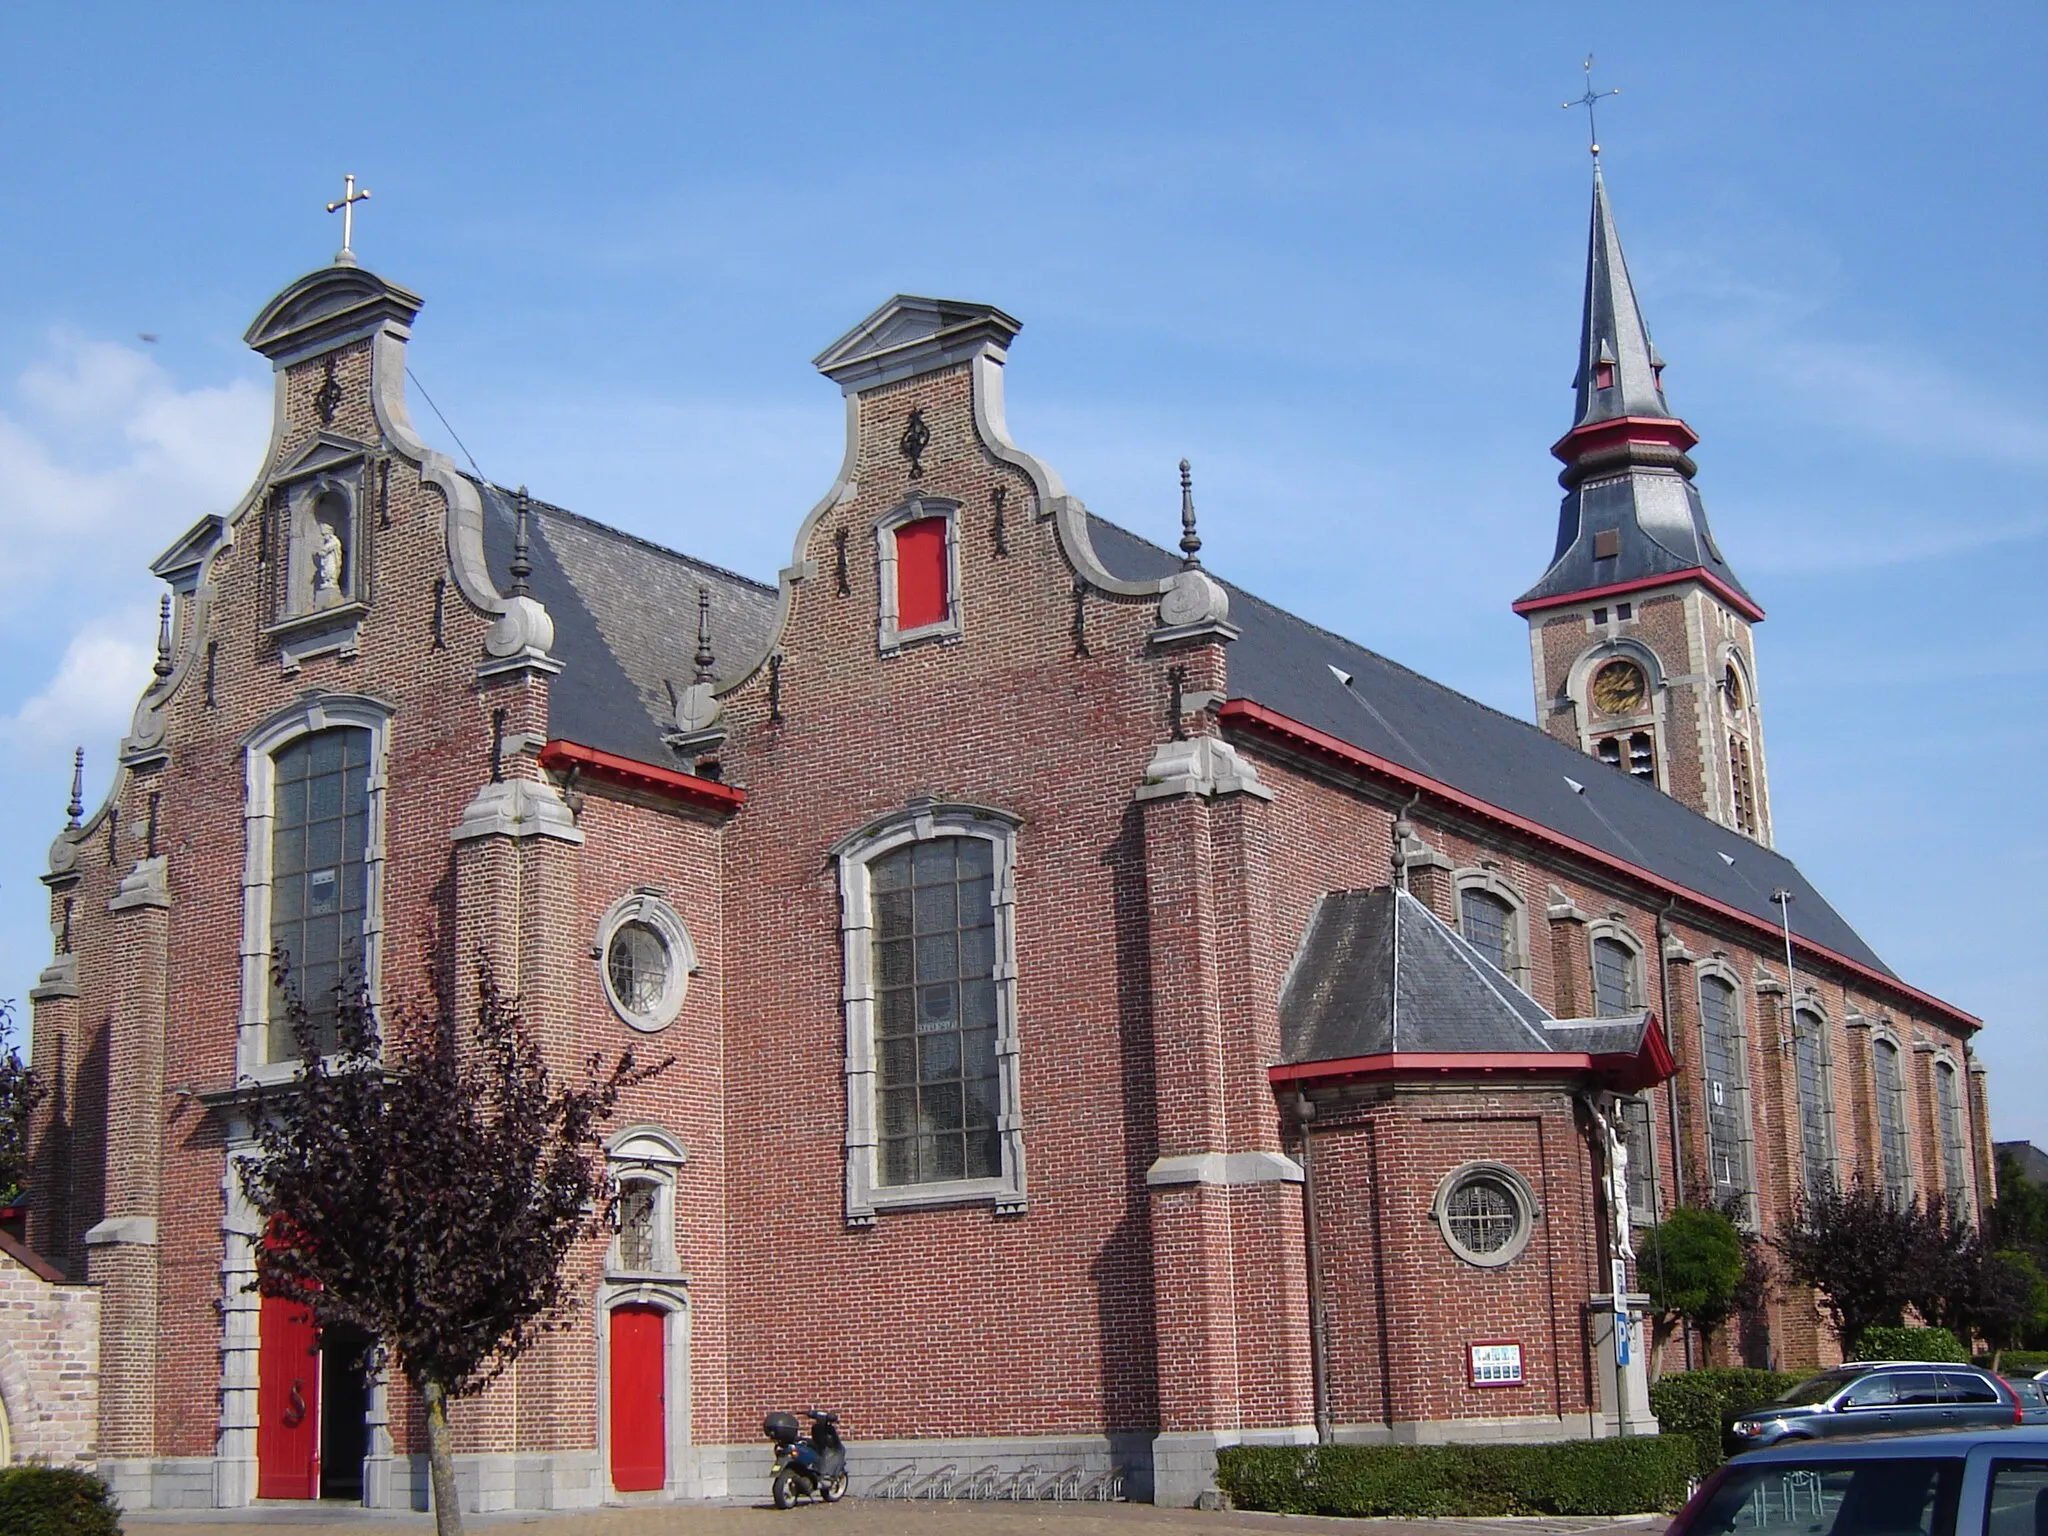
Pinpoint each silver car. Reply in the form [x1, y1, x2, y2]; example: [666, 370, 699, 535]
[1727, 1361, 2019, 1450]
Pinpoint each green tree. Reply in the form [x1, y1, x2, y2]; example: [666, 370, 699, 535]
[1993, 1152, 2048, 1268]
[1638, 1206, 1745, 1377]
[0, 999, 45, 1207]
[241, 964, 664, 1536]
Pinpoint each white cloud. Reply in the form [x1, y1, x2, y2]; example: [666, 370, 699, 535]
[2, 608, 155, 754]
[0, 333, 268, 608]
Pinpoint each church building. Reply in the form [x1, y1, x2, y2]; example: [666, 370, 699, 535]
[16, 162, 1992, 1509]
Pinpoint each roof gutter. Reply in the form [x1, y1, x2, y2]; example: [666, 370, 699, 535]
[1268, 1049, 1666, 1091]
[1219, 698, 1978, 1034]
[538, 740, 746, 813]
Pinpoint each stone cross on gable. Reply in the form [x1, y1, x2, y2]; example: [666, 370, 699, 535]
[326, 173, 372, 260]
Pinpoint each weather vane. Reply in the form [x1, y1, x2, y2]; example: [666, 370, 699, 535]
[1563, 55, 1620, 158]
[326, 173, 372, 260]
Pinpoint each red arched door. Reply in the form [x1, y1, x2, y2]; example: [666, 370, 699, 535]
[257, 1294, 321, 1499]
[609, 1304, 667, 1492]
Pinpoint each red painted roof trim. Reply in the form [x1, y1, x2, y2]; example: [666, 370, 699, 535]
[538, 740, 746, 813]
[0, 1226, 73, 1285]
[1550, 414, 1700, 462]
[1219, 699, 1980, 1032]
[1266, 1020, 1675, 1094]
[1512, 568, 1766, 623]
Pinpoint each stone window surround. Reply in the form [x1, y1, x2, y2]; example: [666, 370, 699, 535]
[606, 1125, 687, 1279]
[875, 495, 963, 654]
[1694, 959, 1759, 1227]
[1429, 1161, 1540, 1269]
[1791, 1000, 1841, 1195]
[1869, 1025, 1916, 1204]
[237, 694, 390, 1081]
[834, 801, 1025, 1225]
[1567, 637, 1667, 791]
[1451, 867, 1532, 992]
[1586, 918, 1646, 1014]
[1929, 1050, 1974, 1214]
[595, 890, 697, 1034]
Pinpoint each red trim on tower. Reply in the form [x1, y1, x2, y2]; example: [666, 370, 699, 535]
[1218, 699, 1979, 1033]
[538, 740, 746, 812]
[1550, 414, 1699, 463]
[1511, 568, 1766, 623]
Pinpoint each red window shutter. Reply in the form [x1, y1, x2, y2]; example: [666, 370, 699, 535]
[895, 517, 949, 632]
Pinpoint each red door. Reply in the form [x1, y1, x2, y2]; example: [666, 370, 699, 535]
[609, 1304, 666, 1492]
[257, 1294, 321, 1499]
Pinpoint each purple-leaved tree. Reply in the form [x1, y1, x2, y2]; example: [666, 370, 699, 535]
[240, 963, 665, 1535]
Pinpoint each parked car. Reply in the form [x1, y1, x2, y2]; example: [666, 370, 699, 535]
[1667, 1426, 2048, 1536]
[1726, 1361, 2020, 1450]
[2008, 1376, 2048, 1425]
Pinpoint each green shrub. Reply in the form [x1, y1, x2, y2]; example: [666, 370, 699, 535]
[1988, 1349, 2048, 1374]
[0, 1464, 122, 1536]
[1215, 1437, 1696, 1518]
[1851, 1325, 1968, 1363]
[1648, 1368, 1804, 1478]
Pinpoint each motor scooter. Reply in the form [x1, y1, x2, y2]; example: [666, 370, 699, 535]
[764, 1407, 847, 1508]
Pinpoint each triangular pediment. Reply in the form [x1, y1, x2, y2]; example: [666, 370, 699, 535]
[274, 432, 371, 482]
[813, 295, 1021, 391]
[150, 515, 225, 582]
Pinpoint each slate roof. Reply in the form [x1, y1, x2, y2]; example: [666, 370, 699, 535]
[1086, 516, 1894, 978]
[1571, 163, 1669, 431]
[474, 481, 777, 767]
[1519, 466, 1758, 615]
[1278, 885, 1658, 1065]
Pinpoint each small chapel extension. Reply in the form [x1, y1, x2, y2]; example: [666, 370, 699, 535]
[19, 162, 1992, 1511]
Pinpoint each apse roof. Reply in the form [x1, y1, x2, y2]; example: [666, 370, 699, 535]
[1279, 885, 1656, 1065]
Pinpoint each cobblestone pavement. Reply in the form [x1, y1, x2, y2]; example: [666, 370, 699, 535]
[129, 1500, 1671, 1536]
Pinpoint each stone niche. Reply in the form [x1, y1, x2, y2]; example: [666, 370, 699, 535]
[264, 439, 375, 668]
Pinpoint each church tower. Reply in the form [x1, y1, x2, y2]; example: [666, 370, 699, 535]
[1515, 161, 1774, 846]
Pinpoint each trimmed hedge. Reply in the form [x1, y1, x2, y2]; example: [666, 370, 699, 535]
[0, 1464, 122, 1536]
[1851, 1325, 1968, 1363]
[1215, 1437, 1697, 1517]
[1985, 1349, 2048, 1375]
[1648, 1368, 1804, 1478]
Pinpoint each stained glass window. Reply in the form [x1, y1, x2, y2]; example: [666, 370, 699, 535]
[1875, 1037, 1912, 1205]
[1935, 1060, 1970, 1216]
[1459, 887, 1517, 978]
[1793, 1007, 1835, 1196]
[1446, 1174, 1520, 1256]
[1592, 936, 1637, 1016]
[1699, 975, 1753, 1222]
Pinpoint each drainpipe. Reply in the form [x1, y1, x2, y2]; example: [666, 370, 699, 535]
[1655, 899, 1692, 1372]
[1293, 1093, 1333, 1445]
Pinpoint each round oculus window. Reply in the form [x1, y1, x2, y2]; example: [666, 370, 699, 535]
[1434, 1163, 1536, 1268]
[595, 893, 694, 1032]
[607, 922, 669, 1016]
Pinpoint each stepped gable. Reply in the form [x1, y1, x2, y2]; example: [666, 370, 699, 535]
[475, 481, 777, 767]
[1085, 515, 1890, 975]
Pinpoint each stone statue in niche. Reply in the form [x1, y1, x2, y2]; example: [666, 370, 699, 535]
[286, 481, 355, 617]
[312, 518, 345, 605]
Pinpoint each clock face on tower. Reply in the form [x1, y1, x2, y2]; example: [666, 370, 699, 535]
[1592, 659, 1648, 716]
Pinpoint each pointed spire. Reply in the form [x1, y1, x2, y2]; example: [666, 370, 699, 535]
[693, 587, 715, 682]
[510, 486, 533, 598]
[1177, 458, 1202, 567]
[66, 748, 85, 829]
[153, 594, 174, 680]
[1571, 163, 1672, 431]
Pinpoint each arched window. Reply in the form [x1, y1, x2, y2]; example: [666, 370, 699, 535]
[1698, 974, 1754, 1222]
[1457, 884, 1521, 983]
[1873, 1036, 1912, 1205]
[606, 1126, 685, 1276]
[1934, 1059, 1971, 1216]
[836, 804, 1024, 1221]
[268, 726, 373, 1059]
[1793, 1006, 1836, 1196]
[1591, 934, 1640, 1017]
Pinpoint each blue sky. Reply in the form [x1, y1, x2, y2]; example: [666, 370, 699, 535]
[2, 5, 2042, 1146]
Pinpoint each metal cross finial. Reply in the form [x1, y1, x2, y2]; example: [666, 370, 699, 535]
[510, 486, 534, 597]
[1563, 56, 1620, 158]
[1177, 458, 1202, 567]
[67, 747, 85, 828]
[694, 588, 716, 682]
[326, 173, 373, 260]
[153, 594, 174, 680]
